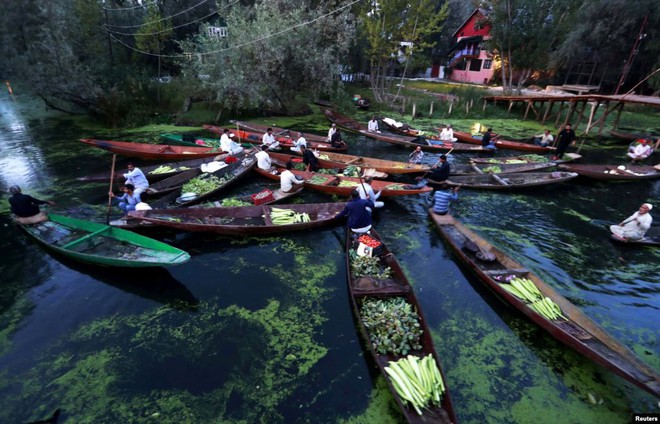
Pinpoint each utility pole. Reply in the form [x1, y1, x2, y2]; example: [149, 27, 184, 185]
[614, 14, 648, 95]
[104, 8, 113, 70]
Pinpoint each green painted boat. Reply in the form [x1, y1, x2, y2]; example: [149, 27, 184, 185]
[160, 133, 220, 148]
[19, 214, 190, 267]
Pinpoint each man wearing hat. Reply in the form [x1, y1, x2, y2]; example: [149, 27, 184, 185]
[327, 123, 337, 142]
[610, 203, 654, 241]
[627, 139, 652, 161]
[220, 129, 244, 155]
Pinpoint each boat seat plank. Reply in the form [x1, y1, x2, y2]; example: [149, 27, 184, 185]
[471, 163, 485, 174]
[61, 227, 109, 249]
[484, 268, 529, 276]
[491, 174, 510, 185]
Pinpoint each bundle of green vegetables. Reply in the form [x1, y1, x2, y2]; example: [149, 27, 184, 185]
[220, 198, 252, 207]
[350, 254, 392, 279]
[308, 175, 329, 184]
[269, 207, 311, 225]
[182, 174, 225, 195]
[338, 180, 358, 187]
[385, 354, 445, 415]
[482, 166, 502, 173]
[360, 297, 422, 355]
[520, 154, 549, 163]
[499, 277, 565, 321]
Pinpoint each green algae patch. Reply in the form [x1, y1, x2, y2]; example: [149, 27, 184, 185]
[339, 377, 404, 424]
[0, 296, 34, 356]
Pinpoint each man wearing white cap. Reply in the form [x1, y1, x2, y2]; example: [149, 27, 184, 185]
[327, 123, 337, 142]
[610, 203, 653, 241]
[220, 129, 244, 155]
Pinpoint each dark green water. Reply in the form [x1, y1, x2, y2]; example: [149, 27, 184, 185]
[0, 92, 658, 424]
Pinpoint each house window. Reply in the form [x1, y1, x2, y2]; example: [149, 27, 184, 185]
[454, 59, 467, 71]
[483, 59, 493, 69]
[469, 59, 482, 72]
[208, 26, 227, 38]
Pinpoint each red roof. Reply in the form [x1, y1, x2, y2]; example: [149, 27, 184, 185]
[451, 8, 490, 39]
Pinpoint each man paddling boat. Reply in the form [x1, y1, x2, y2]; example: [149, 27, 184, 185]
[9, 185, 55, 224]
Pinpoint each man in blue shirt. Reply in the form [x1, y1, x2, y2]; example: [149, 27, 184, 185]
[429, 184, 459, 215]
[337, 189, 375, 233]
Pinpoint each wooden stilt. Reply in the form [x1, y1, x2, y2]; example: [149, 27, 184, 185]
[523, 101, 531, 120]
[597, 101, 610, 136]
[542, 101, 553, 125]
[585, 101, 598, 134]
[612, 102, 625, 130]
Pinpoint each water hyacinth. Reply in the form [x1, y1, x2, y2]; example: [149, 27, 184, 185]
[350, 254, 392, 279]
[360, 297, 423, 356]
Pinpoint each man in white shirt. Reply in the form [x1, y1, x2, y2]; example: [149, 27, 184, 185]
[255, 145, 272, 170]
[327, 123, 337, 142]
[627, 139, 652, 161]
[220, 129, 232, 151]
[356, 177, 384, 209]
[225, 133, 243, 155]
[534, 129, 554, 147]
[440, 125, 454, 141]
[291, 132, 307, 153]
[367, 116, 379, 132]
[123, 163, 149, 196]
[262, 128, 280, 150]
[280, 161, 304, 192]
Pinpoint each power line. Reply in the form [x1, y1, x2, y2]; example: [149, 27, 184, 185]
[105, 0, 211, 29]
[108, 0, 362, 58]
[106, 8, 220, 36]
[103, 0, 160, 12]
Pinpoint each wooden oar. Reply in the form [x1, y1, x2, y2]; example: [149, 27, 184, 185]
[106, 154, 117, 224]
[420, 148, 454, 180]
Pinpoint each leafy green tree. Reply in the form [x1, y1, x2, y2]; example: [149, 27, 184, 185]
[357, 0, 448, 102]
[135, 3, 174, 82]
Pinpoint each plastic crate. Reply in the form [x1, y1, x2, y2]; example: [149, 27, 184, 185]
[251, 189, 274, 205]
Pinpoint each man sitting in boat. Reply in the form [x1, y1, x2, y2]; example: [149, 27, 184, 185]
[356, 177, 384, 210]
[280, 161, 304, 193]
[610, 203, 653, 241]
[255, 145, 273, 171]
[123, 162, 150, 197]
[408, 146, 424, 164]
[261, 128, 280, 151]
[290, 132, 307, 153]
[327, 123, 337, 142]
[627, 139, 653, 161]
[336, 189, 375, 234]
[439, 124, 457, 142]
[330, 128, 347, 149]
[110, 184, 141, 213]
[8, 185, 55, 224]
[481, 128, 497, 150]
[367, 116, 379, 132]
[300, 145, 319, 172]
[428, 154, 451, 182]
[220, 130, 244, 155]
[534, 129, 554, 147]
[429, 184, 459, 216]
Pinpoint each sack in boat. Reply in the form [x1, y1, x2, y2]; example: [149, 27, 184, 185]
[14, 211, 48, 225]
[476, 251, 496, 262]
[201, 161, 227, 173]
[462, 239, 481, 254]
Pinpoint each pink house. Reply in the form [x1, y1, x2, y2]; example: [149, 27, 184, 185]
[444, 9, 495, 85]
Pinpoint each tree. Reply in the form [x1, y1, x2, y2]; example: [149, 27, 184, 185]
[135, 4, 174, 84]
[358, 0, 448, 103]
[180, 0, 356, 114]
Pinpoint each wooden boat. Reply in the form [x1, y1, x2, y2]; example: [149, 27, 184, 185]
[285, 150, 430, 175]
[610, 129, 654, 142]
[628, 139, 656, 161]
[320, 107, 485, 153]
[229, 120, 328, 144]
[611, 227, 660, 247]
[76, 158, 220, 183]
[254, 166, 432, 197]
[451, 162, 555, 176]
[345, 229, 457, 423]
[142, 168, 202, 197]
[204, 124, 348, 152]
[470, 153, 581, 165]
[428, 213, 660, 397]
[80, 139, 222, 161]
[452, 130, 556, 153]
[557, 164, 660, 181]
[19, 214, 190, 267]
[440, 171, 578, 190]
[159, 133, 220, 148]
[128, 203, 345, 235]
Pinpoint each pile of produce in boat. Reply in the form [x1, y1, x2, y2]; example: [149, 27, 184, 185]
[481, 166, 503, 173]
[220, 198, 252, 207]
[270, 207, 310, 224]
[498, 276, 565, 321]
[338, 180, 359, 188]
[350, 253, 392, 279]
[360, 297, 422, 355]
[385, 354, 446, 415]
[308, 175, 330, 184]
[149, 165, 190, 175]
[182, 174, 226, 196]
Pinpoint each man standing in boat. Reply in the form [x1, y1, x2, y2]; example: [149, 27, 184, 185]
[336, 189, 375, 234]
[123, 162, 149, 197]
[553, 124, 576, 160]
[8, 185, 55, 224]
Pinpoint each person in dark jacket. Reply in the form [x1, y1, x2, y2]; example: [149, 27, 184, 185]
[554, 123, 576, 159]
[336, 189, 375, 234]
[330, 128, 347, 149]
[428, 154, 450, 182]
[300, 145, 319, 172]
[481, 128, 496, 149]
[9, 185, 55, 219]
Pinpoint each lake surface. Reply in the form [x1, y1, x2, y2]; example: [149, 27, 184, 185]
[0, 92, 658, 424]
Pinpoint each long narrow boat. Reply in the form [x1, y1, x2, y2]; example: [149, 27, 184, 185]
[610, 227, 660, 247]
[80, 139, 223, 160]
[557, 164, 660, 181]
[203, 124, 348, 152]
[441, 172, 578, 190]
[428, 213, 660, 397]
[19, 214, 190, 267]
[471, 153, 581, 165]
[285, 150, 430, 174]
[346, 229, 457, 423]
[128, 203, 345, 235]
[76, 157, 223, 183]
[142, 168, 203, 197]
[229, 120, 329, 144]
[610, 129, 655, 142]
[254, 166, 432, 197]
[452, 130, 556, 153]
[320, 107, 485, 153]
[451, 162, 555, 176]
[159, 133, 220, 148]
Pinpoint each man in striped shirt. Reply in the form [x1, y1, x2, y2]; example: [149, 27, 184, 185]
[429, 184, 459, 215]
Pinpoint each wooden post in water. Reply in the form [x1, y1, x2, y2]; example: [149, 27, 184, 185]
[429, 101, 434, 118]
[106, 154, 117, 224]
[448, 99, 453, 115]
[412, 102, 416, 120]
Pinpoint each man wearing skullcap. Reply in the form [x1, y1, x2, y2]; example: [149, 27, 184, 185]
[610, 203, 654, 241]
